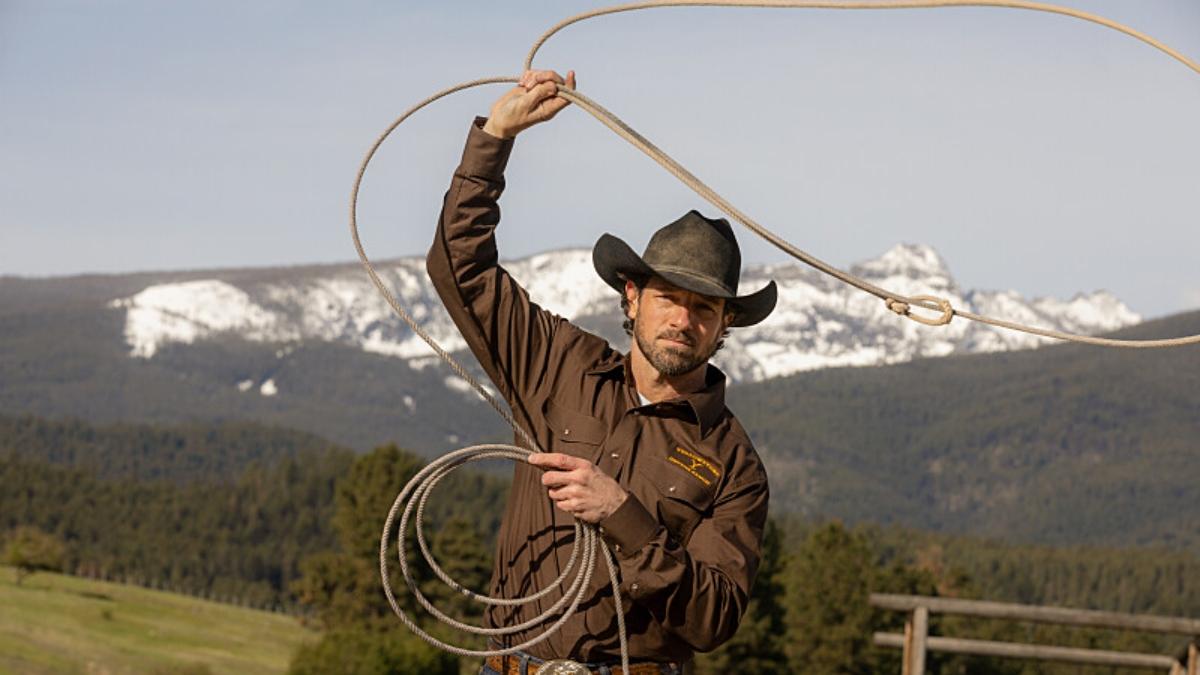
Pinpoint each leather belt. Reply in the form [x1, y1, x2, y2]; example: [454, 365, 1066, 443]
[484, 654, 673, 675]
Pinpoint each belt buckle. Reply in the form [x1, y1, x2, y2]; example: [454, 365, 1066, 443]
[540, 659, 591, 675]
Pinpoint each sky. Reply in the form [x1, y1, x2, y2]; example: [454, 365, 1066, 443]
[2, 0, 1198, 318]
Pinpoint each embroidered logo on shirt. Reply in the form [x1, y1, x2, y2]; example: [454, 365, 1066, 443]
[668, 446, 721, 486]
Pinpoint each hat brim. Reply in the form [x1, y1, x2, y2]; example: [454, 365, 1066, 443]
[592, 233, 777, 328]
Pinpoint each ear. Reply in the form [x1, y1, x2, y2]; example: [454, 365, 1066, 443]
[623, 279, 641, 319]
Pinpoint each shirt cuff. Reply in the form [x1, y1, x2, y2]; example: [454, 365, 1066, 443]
[457, 116, 514, 181]
[597, 493, 660, 558]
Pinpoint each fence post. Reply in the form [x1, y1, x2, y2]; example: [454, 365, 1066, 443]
[903, 612, 913, 675]
[903, 606, 929, 675]
[911, 605, 929, 675]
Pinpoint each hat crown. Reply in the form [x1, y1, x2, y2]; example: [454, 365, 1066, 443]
[641, 210, 741, 296]
[590, 210, 778, 327]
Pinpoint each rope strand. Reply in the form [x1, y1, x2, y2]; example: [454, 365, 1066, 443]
[355, 1, 1200, 671]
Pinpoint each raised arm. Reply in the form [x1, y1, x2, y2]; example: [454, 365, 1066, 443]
[425, 70, 577, 416]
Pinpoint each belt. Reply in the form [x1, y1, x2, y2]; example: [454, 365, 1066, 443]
[484, 653, 675, 675]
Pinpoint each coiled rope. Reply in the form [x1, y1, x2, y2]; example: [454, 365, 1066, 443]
[352, 1, 1200, 670]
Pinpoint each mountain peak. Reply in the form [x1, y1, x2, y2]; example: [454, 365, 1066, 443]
[853, 243, 951, 279]
[107, 242, 1142, 383]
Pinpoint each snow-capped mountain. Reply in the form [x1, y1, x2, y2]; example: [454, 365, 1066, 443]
[109, 244, 1140, 384]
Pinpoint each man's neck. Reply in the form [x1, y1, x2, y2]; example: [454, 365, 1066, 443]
[629, 345, 707, 403]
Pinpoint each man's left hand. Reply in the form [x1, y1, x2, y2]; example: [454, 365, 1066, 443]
[528, 453, 628, 524]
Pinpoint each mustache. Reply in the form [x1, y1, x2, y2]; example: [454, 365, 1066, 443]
[656, 330, 696, 347]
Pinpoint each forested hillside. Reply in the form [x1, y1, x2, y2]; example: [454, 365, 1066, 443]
[730, 308, 1200, 552]
[0, 414, 342, 483]
[0, 452, 350, 608]
[0, 296, 510, 452]
[5, 272, 1197, 553]
[3, 414, 1198, 674]
[0, 416, 509, 609]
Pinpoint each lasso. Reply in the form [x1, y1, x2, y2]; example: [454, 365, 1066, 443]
[349, 3, 1200, 671]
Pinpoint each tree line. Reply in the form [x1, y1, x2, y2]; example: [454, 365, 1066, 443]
[4, 414, 1199, 673]
[285, 446, 1200, 675]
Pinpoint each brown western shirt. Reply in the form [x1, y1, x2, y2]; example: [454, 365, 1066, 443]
[426, 117, 770, 664]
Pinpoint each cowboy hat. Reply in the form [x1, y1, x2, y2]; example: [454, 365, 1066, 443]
[592, 210, 777, 327]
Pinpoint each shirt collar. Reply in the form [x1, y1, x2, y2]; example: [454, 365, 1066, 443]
[586, 354, 728, 438]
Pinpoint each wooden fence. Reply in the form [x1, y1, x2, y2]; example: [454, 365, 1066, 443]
[871, 593, 1200, 675]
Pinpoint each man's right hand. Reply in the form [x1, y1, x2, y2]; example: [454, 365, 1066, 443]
[482, 69, 576, 139]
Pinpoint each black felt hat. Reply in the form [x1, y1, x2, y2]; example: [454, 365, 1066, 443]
[592, 210, 777, 327]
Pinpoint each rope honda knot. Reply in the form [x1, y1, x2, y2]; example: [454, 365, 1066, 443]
[886, 298, 910, 316]
[886, 295, 955, 327]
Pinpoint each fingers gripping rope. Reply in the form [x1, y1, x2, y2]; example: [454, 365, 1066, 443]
[354, 1, 1200, 670]
[379, 445, 627, 661]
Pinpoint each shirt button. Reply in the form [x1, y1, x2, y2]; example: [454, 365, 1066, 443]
[564, 428, 571, 436]
[630, 582, 640, 593]
[668, 486, 676, 493]
[610, 452, 619, 460]
[614, 544, 621, 553]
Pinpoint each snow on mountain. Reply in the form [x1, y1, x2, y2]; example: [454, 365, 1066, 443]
[109, 244, 1141, 384]
[110, 280, 298, 358]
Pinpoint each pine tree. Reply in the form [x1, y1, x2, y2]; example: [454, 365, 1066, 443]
[333, 444, 425, 561]
[784, 521, 879, 674]
[427, 515, 493, 622]
[695, 518, 789, 674]
[4, 525, 65, 586]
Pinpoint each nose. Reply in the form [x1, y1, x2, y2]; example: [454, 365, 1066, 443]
[667, 303, 695, 331]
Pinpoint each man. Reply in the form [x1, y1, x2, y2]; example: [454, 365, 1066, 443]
[427, 69, 776, 675]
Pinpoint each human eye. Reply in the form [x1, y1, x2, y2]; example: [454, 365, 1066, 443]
[693, 297, 719, 315]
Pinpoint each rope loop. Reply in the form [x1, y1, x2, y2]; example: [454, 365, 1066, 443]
[379, 444, 629, 664]
[350, 2, 1200, 671]
[887, 295, 955, 327]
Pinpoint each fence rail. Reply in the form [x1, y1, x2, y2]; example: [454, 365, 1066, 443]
[870, 593, 1199, 675]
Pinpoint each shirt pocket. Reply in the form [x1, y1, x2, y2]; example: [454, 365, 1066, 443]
[541, 398, 607, 459]
[651, 457, 718, 547]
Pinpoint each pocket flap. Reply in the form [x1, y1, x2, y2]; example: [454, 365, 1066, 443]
[658, 447, 720, 511]
[542, 398, 607, 446]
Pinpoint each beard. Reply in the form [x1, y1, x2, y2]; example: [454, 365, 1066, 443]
[633, 317, 720, 377]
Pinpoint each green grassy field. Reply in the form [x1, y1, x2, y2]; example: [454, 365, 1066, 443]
[0, 565, 317, 675]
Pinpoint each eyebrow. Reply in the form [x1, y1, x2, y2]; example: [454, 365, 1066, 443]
[652, 286, 720, 310]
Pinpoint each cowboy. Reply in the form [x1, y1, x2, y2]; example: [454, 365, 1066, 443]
[427, 69, 775, 675]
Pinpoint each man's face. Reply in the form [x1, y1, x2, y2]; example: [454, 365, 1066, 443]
[626, 277, 729, 377]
